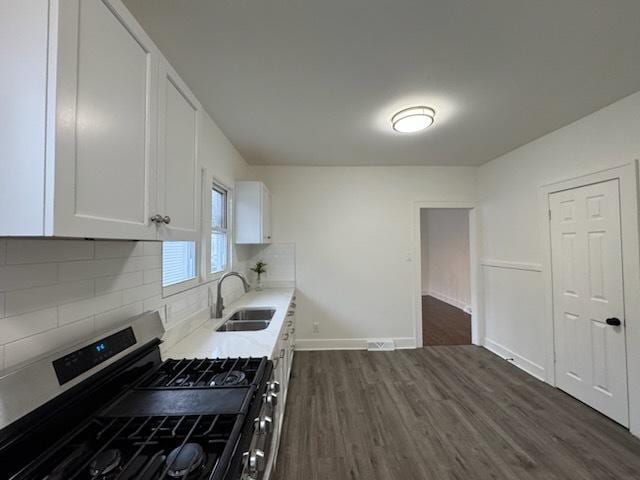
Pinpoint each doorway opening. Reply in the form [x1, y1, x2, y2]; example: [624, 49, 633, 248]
[420, 208, 472, 346]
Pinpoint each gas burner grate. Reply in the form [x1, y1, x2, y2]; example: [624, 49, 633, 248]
[19, 415, 241, 480]
[138, 357, 265, 389]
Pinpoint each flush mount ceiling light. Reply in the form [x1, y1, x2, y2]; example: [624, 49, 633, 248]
[391, 106, 435, 133]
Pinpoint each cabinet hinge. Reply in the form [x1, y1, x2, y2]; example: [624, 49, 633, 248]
[548, 209, 552, 221]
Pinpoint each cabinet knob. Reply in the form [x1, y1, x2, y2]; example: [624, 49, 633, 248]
[162, 215, 171, 225]
[268, 380, 281, 393]
[150, 214, 164, 224]
[246, 448, 265, 474]
[264, 391, 278, 407]
[254, 415, 273, 434]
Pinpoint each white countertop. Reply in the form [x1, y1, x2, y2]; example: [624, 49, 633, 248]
[162, 288, 295, 359]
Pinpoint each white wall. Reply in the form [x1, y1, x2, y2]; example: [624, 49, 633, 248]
[478, 90, 640, 379]
[0, 109, 255, 373]
[420, 208, 470, 310]
[254, 166, 477, 349]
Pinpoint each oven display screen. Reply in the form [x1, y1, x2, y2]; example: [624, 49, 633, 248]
[53, 327, 137, 385]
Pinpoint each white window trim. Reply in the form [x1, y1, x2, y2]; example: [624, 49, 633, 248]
[205, 176, 233, 282]
[160, 170, 234, 299]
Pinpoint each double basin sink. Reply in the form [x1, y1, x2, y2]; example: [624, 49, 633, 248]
[216, 308, 276, 332]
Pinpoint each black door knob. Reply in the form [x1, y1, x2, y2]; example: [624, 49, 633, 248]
[606, 317, 622, 326]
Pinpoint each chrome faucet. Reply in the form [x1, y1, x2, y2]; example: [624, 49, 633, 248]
[215, 271, 250, 318]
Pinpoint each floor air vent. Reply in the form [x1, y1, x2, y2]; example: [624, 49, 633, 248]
[367, 339, 395, 351]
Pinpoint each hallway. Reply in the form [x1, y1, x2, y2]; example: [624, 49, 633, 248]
[422, 295, 471, 346]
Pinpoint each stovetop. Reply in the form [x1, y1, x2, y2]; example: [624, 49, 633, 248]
[102, 358, 268, 419]
[28, 414, 240, 480]
[138, 358, 264, 389]
[1, 330, 271, 480]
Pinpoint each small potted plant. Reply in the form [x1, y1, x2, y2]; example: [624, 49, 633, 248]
[251, 260, 267, 291]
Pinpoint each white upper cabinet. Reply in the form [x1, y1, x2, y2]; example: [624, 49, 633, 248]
[51, 0, 159, 239]
[156, 60, 200, 241]
[235, 182, 273, 244]
[0, 0, 201, 241]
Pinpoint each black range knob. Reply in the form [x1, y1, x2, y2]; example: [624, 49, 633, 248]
[606, 317, 622, 326]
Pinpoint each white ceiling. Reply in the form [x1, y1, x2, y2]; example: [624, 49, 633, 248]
[124, 0, 640, 166]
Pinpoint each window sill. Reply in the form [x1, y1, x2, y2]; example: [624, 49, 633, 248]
[162, 277, 200, 298]
[206, 271, 227, 283]
[161, 269, 233, 299]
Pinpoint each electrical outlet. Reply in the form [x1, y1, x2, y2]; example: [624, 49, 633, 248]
[312, 322, 319, 333]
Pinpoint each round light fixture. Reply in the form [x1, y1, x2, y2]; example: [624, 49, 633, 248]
[391, 106, 435, 133]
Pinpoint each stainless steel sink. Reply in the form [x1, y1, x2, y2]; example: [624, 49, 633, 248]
[216, 308, 276, 332]
[228, 308, 275, 321]
[217, 320, 271, 332]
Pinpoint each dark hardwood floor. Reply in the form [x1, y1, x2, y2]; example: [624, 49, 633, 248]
[273, 347, 640, 480]
[422, 295, 471, 346]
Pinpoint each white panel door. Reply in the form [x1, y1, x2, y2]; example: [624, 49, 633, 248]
[156, 60, 200, 241]
[52, 0, 158, 239]
[550, 179, 628, 426]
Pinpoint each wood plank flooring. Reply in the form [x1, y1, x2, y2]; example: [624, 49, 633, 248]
[422, 295, 471, 346]
[273, 347, 640, 480]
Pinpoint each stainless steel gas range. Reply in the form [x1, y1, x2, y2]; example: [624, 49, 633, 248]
[0, 312, 279, 480]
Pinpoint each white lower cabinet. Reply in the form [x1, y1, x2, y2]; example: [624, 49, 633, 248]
[266, 296, 296, 478]
[1, 0, 199, 240]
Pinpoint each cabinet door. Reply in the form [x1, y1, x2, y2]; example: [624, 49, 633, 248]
[156, 60, 200, 241]
[51, 0, 158, 239]
[288, 313, 295, 378]
[261, 185, 272, 243]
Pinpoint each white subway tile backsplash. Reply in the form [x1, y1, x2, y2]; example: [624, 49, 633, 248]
[122, 282, 161, 305]
[5, 280, 94, 317]
[143, 242, 162, 256]
[165, 288, 205, 327]
[0, 237, 261, 373]
[58, 258, 124, 282]
[94, 302, 143, 332]
[4, 317, 95, 370]
[59, 256, 160, 282]
[6, 239, 94, 264]
[143, 295, 165, 319]
[144, 268, 161, 285]
[247, 243, 296, 285]
[95, 241, 145, 259]
[58, 292, 122, 326]
[0, 263, 58, 291]
[95, 271, 144, 295]
[0, 307, 57, 344]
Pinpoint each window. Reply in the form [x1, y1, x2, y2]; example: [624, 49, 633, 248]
[162, 241, 196, 287]
[160, 176, 231, 297]
[211, 183, 230, 275]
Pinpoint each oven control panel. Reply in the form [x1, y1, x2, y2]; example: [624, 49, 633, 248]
[52, 327, 137, 385]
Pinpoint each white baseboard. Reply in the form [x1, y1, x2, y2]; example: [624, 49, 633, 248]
[480, 259, 543, 272]
[483, 338, 545, 381]
[295, 337, 417, 351]
[425, 290, 471, 313]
